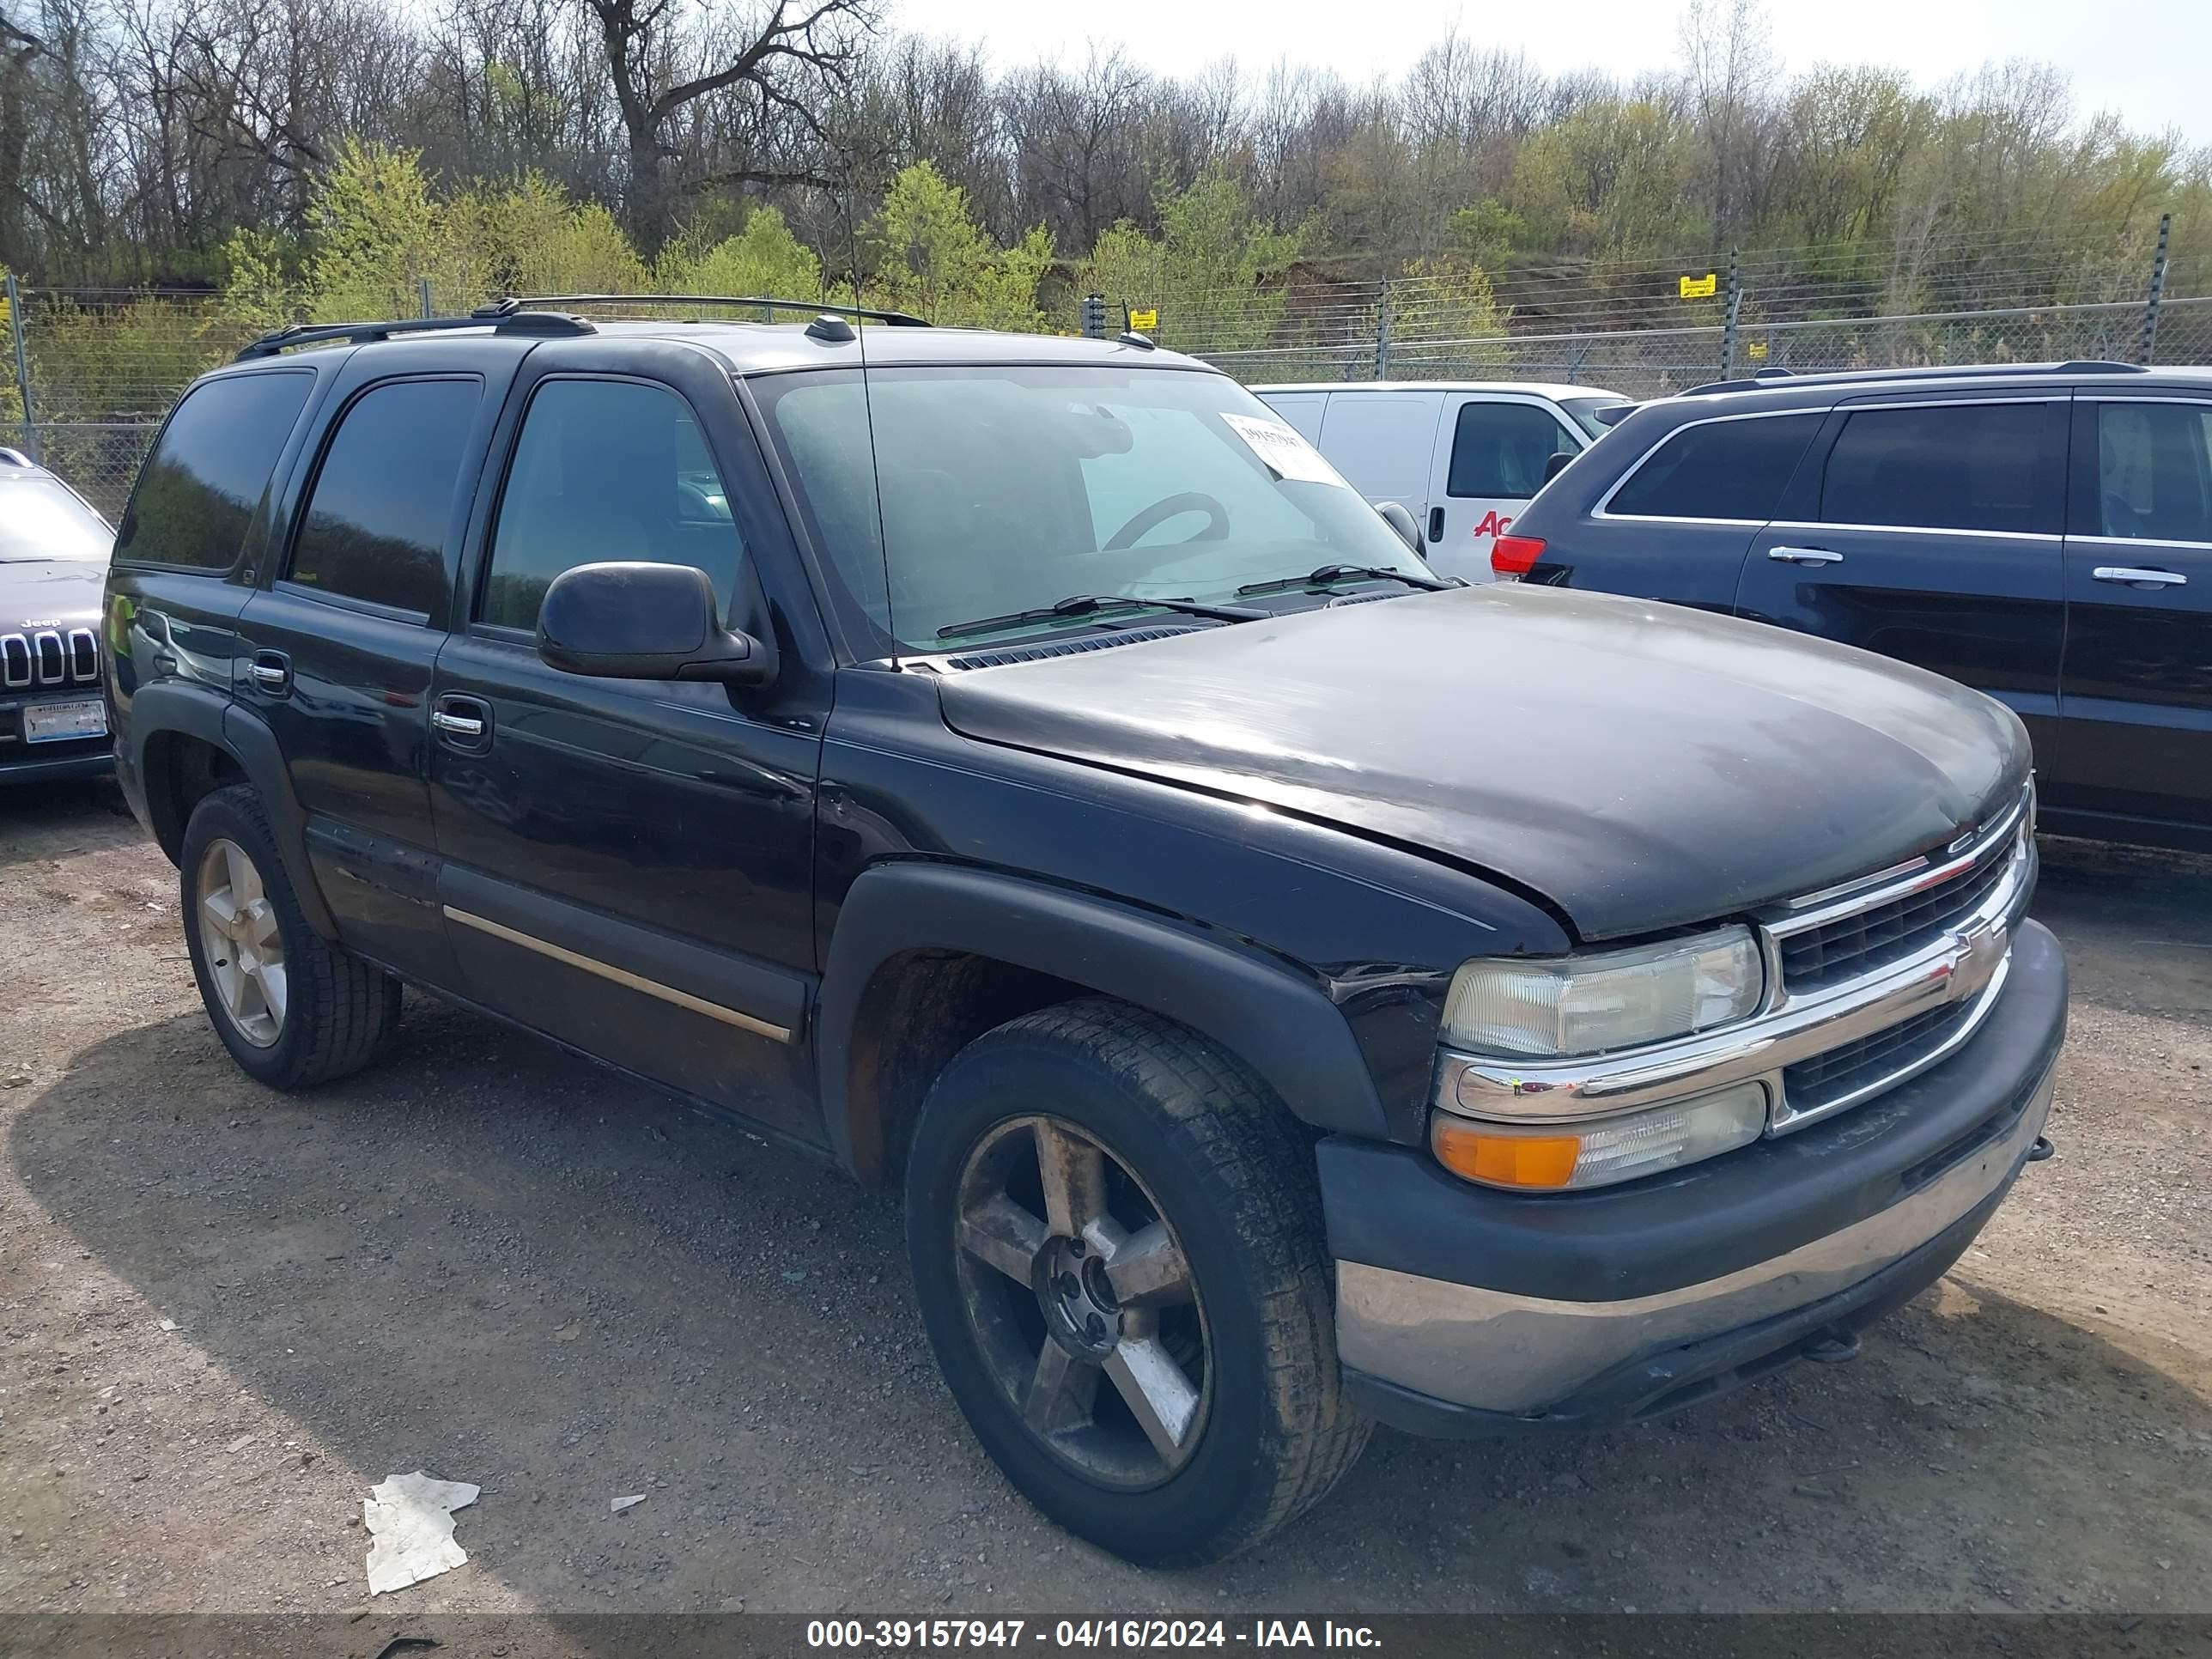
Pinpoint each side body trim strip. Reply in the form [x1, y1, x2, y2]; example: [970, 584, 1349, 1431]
[442, 903, 795, 1043]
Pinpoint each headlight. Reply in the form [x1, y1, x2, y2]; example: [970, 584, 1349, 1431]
[1440, 926, 1763, 1059]
[1431, 1081, 1768, 1191]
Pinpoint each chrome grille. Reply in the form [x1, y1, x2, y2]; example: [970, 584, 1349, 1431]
[1783, 1000, 1978, 1117]
[1759, 787, 2033, 1131]
[1778, 847, 2012, 993]
[0, 627, 100, 691]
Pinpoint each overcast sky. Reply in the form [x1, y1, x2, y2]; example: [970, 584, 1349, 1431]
[884, 0, 2212, 149]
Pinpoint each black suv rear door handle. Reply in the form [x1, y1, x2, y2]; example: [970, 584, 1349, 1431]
[431, 693, 493, 753]
[250, 650, 291, 694]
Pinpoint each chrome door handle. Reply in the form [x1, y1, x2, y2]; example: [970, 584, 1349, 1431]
[249, 651, 290, 691]
[429, 710, 484, 738]
[1768, 546, 1844, 566]
[2092, 565, 2187, 588]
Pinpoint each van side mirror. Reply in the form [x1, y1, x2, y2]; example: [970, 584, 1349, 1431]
[1374, 501, 1424, 556]
[537, 561, 775, 687]
[1542, 451, 1576, 484]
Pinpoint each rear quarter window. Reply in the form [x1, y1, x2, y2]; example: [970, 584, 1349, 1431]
[285, 378, 482, 617]
[114, 370, 316, 571]
[1603, 412, 1824, 522]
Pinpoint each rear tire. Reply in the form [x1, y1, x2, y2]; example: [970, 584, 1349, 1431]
[904, 997, 1370, 1566]
[179, 785, 402, 1090]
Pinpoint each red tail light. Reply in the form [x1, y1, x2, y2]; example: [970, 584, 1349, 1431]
[1491, 535, 1547, 579]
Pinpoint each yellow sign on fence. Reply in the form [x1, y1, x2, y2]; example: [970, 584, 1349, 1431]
[1746, 340, 1769, 360]
[1127, 307, 1158, 333]
[1679, 273, 1717, 300]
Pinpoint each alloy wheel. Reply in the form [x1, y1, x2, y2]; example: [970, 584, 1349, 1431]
[952, 1115, 1210, 1489]
[197, 837, 286, 1048]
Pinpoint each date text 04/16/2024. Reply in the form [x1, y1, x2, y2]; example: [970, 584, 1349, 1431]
[804, 1621, 1383, 1650]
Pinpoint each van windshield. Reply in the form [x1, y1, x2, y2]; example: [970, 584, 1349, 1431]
[1559, 395, 1633, 439]
[754, 365, 1437, 653]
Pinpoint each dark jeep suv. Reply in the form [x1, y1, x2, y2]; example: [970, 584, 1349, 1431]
[1498, 361, 2212, 852]
[106, 300, 2067, 1565]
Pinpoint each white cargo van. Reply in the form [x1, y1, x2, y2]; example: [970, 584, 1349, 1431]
[1252, 382, 1631, 582]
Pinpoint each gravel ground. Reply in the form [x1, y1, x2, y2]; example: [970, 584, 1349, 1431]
[2, 781, 2208, 1621]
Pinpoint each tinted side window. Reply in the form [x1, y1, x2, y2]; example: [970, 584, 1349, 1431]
[114, 371, 314, 570]
[1605, 413, 1821, 521]
[2094, 402, 2212, 543]
[1448, 403, 1574, 498]
[287, 379, 481, 617]
[1820, 403, 2063, 535]
[483, 380, 744, 632]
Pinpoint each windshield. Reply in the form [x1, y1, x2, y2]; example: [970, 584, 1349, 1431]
[755, 365, 1438, 652]
[0, 474, 113, 563]
[1559, 395, 1633, 440]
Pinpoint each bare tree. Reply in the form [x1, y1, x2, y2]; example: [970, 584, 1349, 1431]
[0, 9, 46, 270]
[1677, 0, 1779, 235]
[580, 0, 874, 247]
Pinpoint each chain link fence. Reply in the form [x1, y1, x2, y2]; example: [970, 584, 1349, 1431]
[1194, 296, 2212, 397]
[6, 244, 2211, 517]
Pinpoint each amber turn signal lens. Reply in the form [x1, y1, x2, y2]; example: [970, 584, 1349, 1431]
[1431, 1118, 1580, 1190]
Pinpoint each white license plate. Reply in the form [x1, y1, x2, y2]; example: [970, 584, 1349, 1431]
[24, 697, 107, 744]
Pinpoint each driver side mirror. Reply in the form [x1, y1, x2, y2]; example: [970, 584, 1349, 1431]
[537, 561, 775, 687]
[1542, 451, 1576, 485]
[1374, 501, 1424, 556]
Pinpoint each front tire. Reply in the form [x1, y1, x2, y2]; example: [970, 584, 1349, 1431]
[904, 998, 1370, 1566]
[179, 785, 402, 1090]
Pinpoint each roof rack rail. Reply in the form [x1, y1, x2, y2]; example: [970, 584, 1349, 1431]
[1677, 358, 2148, 398]
[235, 300, 596, 362]
[507, 293, 932, 327]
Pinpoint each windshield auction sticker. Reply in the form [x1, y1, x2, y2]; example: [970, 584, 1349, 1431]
[1221, 413, 1351, 487]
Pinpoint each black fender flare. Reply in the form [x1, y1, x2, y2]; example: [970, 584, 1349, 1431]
[126, 683, 337, 939]
[813, 860, 1393, 1176]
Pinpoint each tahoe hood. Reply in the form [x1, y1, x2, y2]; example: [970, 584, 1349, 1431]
[934, 585, 2032, 941]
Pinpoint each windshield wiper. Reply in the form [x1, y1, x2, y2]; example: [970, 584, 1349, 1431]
[935, 593, 1265, 641]
[1234, 563, 1456, 598]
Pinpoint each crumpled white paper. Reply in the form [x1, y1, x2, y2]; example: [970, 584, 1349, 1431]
[364, 1470, 480, 1595]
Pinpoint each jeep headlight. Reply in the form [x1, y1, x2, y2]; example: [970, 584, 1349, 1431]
[1440, 926, 1763, 1059]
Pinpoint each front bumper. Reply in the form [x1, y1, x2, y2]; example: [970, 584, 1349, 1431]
[1324, 917, 2066, 1432]
[0, 743, 114, 785]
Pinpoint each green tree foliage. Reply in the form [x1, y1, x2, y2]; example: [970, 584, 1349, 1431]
[1507, 100, 1697, 257]
[1394, 257, 1506, 345]
[1085, 169, 1303, 350]
[866, 162, 1050, 329]
[456, 174, 650, 299]
[657, 207, 824, 301]
[15, 6, 2206, 418]
[306, 139, 468, 321]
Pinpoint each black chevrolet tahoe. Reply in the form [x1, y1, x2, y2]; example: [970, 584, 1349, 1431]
[104, 300, 2067, 1566]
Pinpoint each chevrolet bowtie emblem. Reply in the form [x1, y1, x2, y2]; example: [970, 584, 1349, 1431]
[1943, 921, 2007, 1002]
